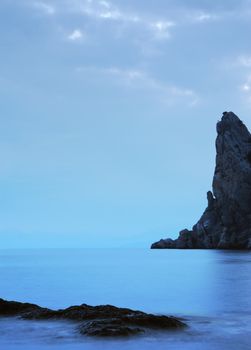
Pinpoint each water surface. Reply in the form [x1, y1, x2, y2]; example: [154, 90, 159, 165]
[0, 249, 250, 349]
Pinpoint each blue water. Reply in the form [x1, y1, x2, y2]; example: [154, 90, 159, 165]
[0, 249, 251, 349]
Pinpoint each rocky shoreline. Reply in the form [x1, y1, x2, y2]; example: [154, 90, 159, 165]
[0, 298, 186, 337]
[152, 112, 251, 249]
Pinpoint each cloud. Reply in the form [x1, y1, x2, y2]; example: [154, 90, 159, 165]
[65, 0, 174, 40]
[150, 21, 175, 40]
[99, 1, 111, 9]
[60, 1, 232, 44]
[241, 75, 251, 92]
[69, 0, 122, 20]
[98, 10, 121, 20]
[240, 75, 251, 105]
[225, 54, 251, 107]
[188, 11, 220, 23]
[76, 66, 199, 107]
[104, 67, 199, 106]
[237, 55, 251, 67]
[232, 54, 251, 104]
[102, 67, 144, 82]
[33, 1, 55, 15]
[67, 29, 84, 41]
[241, 83, 250, 91]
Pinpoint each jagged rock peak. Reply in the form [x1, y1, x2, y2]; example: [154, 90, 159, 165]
[151, 111, 251, 250]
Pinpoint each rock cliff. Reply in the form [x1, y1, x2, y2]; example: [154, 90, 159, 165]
[151, 112, 251, 249]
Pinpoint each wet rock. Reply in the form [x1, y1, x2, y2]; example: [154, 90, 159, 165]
[0, 298, 42, 316]
[0, 298, 186, 337]
[79, 319, 143, 337]
[22, 304, 143, 321]
[119, 313, 185, 329]
[151, 112, 251, 249]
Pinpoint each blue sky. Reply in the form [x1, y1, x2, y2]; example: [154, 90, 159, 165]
[0, 0, 251, 248]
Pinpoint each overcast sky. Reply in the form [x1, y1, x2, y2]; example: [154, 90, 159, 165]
[1, 0, 251, 248]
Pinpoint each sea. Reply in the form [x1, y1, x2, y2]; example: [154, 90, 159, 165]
[0, 249, 251, 350]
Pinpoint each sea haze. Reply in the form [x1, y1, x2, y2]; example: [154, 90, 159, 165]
[0, 249, 251, 350]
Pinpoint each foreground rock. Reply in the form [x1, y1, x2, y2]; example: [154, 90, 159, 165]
[0, 298, 185, 337]
[152, 112, 251, 249]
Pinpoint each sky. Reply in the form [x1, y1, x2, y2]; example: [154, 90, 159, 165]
[0, 0, 251, 248]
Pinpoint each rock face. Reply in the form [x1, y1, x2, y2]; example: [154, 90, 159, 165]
[151, 112, 251, 249]
[0, 298, 185, 337]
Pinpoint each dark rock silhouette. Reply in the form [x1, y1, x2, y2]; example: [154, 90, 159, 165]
[0, 298, 185, 337]
[151, 112, 251, 249]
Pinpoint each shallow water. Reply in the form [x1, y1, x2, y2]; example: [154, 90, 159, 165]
[0, 249, 251, 349]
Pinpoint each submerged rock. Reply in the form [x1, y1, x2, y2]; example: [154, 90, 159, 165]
[0, 298, 185, 337]
[152, 112, 251, 249]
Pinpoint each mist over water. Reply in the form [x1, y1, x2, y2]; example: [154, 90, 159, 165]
[1, 249, 251, 350]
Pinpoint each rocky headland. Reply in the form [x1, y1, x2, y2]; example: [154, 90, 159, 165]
[0, 298, 185, 337]
[152, 112, 251, 249]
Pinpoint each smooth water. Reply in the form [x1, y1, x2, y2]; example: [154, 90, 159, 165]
[0, 249, 251, 349]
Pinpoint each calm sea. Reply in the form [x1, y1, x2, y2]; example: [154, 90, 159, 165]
[0, 249, 251, 349]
